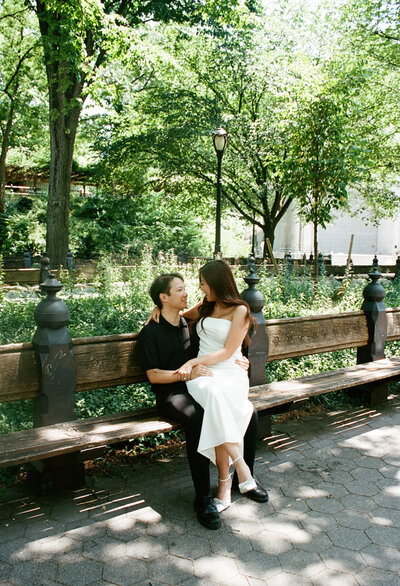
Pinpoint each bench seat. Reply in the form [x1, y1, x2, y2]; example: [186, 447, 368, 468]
[0, 408, 180, 468]
[1, 357, 399, 469]
[249, 357, 400, 410]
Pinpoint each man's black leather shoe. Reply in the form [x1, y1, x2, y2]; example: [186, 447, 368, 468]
[193, 496, 221, 530]
[242, 484, 269, 503]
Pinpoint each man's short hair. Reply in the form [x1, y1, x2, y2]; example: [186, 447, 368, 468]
[150, 273, 184, 309]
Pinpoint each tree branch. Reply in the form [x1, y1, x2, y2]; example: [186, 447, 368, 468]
[3, 44, 35, 95]
[0, 8, 28, 21]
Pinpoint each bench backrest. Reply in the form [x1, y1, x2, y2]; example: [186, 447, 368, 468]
[267, 307, 400, 360]
[2, 307, 399, 404]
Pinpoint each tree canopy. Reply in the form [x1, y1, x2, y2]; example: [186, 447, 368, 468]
[1, 0, 400, 261]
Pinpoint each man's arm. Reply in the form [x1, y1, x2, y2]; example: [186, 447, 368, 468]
[146, 368, 182, 384]
[147, 364, 213, 384]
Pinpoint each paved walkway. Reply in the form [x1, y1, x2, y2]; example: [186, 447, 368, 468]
[0, 395, 399, 586]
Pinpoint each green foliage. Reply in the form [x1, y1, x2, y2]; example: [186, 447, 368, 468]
[257, 270, 366, 319]
[0, 0, 49, 211]
[0, 253, 3, 301]
[0, 192, 47, 256]
[32, 0, 249, 266]
[337, 0, 400, 219]
[96, 18, 298, 254]
[1, 0, 399, 266]
[93, 2, 399, 257]
[75, 383, 155, 419]
[289, 94, 352, 228]
[1, 188, 211, 258]
[342, 0, 400, 70]
[0, 295, 37, 344]
[0, 399, 33, 434]
[70, 189, 210, 259]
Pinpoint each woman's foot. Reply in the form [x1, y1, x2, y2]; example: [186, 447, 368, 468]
[238, 476, 257, 494]
[232, 456, 257, 494]
[213, 474, 232, 512]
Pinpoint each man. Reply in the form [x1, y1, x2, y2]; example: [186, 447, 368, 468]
[138, 273, 268, 530]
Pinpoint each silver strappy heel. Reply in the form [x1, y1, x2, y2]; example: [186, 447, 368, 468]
[232, 456, 257, 494]
[213, 474, 232, 512]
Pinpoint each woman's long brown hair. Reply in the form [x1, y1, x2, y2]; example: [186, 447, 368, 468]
[197, 259, 256, 346]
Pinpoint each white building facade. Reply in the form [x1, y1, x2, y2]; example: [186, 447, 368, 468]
[261, 200, 400, 265]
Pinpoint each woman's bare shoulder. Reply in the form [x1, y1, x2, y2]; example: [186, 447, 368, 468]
[232, 304, 248, 319]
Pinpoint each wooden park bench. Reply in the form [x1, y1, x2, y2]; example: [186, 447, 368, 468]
[1, 260, 400, 489]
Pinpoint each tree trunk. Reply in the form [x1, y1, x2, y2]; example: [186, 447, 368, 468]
[313, 171, 319, 288]
[0, 100, 15, 214]
[46, 109, 81, 268]
[262, 226, 275, 259]
[36, 0, 84, 269]
[313, 218, 318, 288]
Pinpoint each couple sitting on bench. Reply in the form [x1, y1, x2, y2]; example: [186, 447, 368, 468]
[139, 260, 269, 530]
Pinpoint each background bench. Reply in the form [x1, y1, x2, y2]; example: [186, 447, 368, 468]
[1, 259, 399, 489]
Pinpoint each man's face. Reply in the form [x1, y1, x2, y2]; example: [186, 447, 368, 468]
[161, 277, 188, 310]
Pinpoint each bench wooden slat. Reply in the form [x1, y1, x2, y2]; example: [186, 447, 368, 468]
[266, 311, 369, 361]
[0, 334, 148, 402]
[74, 335, 146, 391]
[0, 345, 38, 402]
[386, 307, 400, 341]
[249, 358, 400, 410]
[0, 408, 179, 467]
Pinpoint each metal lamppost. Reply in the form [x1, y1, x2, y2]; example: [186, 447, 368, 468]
[251, 218, 256, 257]
[212, 126, 228, 257]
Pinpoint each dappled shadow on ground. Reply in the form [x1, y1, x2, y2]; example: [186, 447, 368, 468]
[0, 395, 399, 584]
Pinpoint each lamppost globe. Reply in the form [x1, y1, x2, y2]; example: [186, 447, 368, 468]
[212, 126, 228, 154]
[212, 126, 228, 257]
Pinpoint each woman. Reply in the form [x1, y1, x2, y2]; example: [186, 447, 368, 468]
[175, 259, 257, 512]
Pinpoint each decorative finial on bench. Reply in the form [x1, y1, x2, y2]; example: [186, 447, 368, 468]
[241, 253, 266, 321]
[396, 255, 400, 280]
[240, 251, 268, 386]
[358, 255, 387, 363]
[40, 273, 62, 293]
[285, 251, 293, 277]
[318, 252, 325, 276]
[370, 254, 380, 277]
[362, 255, 385, 305]
[248, 252, 256, 275]
[67, 250, 76, 270]
[367, 255, 384, 297]
[34, 274, 70, 329]
[40, 251, 50, 283]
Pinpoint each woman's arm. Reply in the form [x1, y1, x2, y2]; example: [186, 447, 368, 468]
[180, 300, 202, 321]
[145, 300, 202, 325]
[174, 305, 249, 379]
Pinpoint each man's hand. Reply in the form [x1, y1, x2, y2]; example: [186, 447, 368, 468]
[191, 364, 213, 379]
[236, 355, 249, 371]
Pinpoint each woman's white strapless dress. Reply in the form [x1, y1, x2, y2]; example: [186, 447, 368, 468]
[186, 317, 253, 464]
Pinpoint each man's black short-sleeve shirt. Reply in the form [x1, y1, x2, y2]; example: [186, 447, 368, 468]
[138, 315, 198, 396]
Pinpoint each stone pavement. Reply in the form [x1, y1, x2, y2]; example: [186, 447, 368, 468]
[0, 395, 399, 586]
